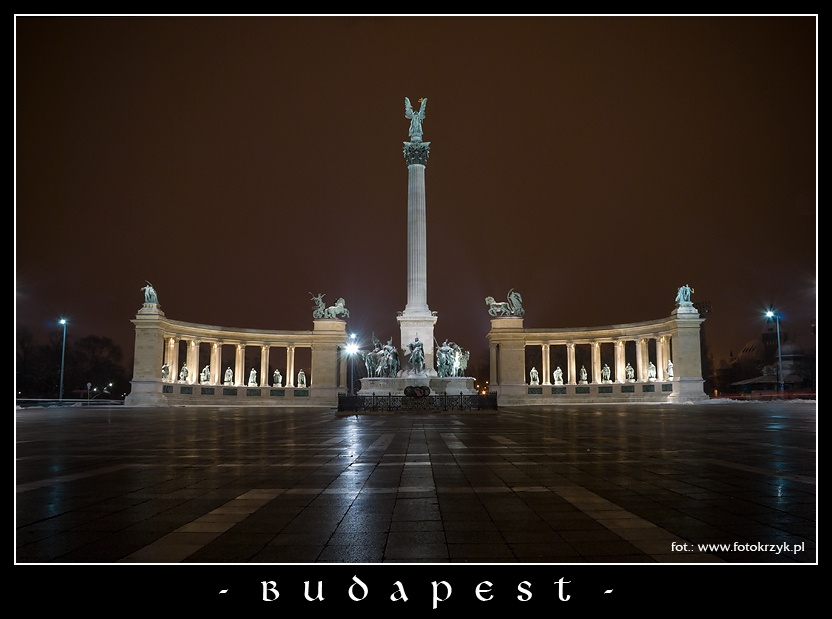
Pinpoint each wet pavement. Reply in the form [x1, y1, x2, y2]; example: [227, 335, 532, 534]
[16, 401, 816, 565]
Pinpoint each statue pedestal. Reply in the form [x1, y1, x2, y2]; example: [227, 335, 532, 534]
[359, 375, 476, 396]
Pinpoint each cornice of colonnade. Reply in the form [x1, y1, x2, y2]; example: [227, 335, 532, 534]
[132, 312, 348, 347]
[490, 315, 681, 345]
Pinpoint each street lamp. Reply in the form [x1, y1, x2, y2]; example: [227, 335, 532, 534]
[58, 319, 67, 401]
[345, 333, 359, 396]
[766, 310, 784, 395]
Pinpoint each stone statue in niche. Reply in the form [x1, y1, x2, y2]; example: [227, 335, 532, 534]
[179, 363, 188, 383]
[248, 369, 257, 387]
[553, 366, 563, 385]
[648, 362, 657, 380]
[579, 365, 588, 384]
[200, 366, 211, 384]
[601, 364, 611, 383]
[161, 363, 170, 380]
[529, 367, 539, 385]
[625, 363, 635, 381]
[224, 367, 233, 385]
[297, 369, 307, 388]
[273, 368, 283, 387]
[666, 360, 674, 378]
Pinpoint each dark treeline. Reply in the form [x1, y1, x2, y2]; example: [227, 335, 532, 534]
[16, 328, 131, 399]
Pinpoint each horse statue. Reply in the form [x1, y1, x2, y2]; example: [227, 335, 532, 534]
[485, 288, 525, 317]
[310, 293, 350, 319]
[325, 297, 350, 319]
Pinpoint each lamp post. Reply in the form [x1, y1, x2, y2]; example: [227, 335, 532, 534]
[346, 333, 358, 396]
[58, 319, 67, 401]
[766, 310, 784, 395]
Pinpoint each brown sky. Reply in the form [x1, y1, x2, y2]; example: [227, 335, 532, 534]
[15, 16, 817, 374]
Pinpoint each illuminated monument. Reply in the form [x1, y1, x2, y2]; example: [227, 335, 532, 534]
[397, 97, 437, 376]
[358, 97, 475, 395]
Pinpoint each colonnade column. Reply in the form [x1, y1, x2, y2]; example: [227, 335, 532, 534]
[164, 337, 178, 382]
[615, 340, 625, 382]
[591, 342, 601, 383]
[234, 345, 244, 386]
[210, 343, 221, 385]
[541, 344, 551, 385]
[260, 346, 270, 387]
[567, 343, 576, 384]
[656, 336, 666, 381]
[286, 346, 296, 387]
[635, 339, 646, 381]
[186, 340, 198, 384]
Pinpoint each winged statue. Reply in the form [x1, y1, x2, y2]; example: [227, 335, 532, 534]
[405, 97, 427, 140]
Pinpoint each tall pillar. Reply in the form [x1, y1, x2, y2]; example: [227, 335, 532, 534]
[615, 340, 626, 382]
[636, 338, 646, 381]
[210, 343, 221, 385]
[398, 117, 437, 375]
[541, 344, 551, 385]
[234, 344, 244, 386]
[567, 343, 576, 384]
[286, 346, 296, 387]
[668, 305, 707, 401]
[656, 337, 666, 381]
[489, 343, 498, 388]
[591, 342, 601, 383]
[164, 337, 177, 382]
[187, 340, 198, 384]
[125, 302, 168, 406]
[260, 345, 270, 387]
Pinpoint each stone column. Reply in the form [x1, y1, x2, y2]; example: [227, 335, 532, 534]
[286, 346, 296, 387]
[186, 340, 198, 384]
[260, 345, 270, 387]
[615, 340, 626, 382]
[398, 139, 437, 375]
[567, 343, 576, 384]
[636, 338, 646, 381]
[234, 344, 244, 386]
[541, 344, 551, 385]
[164, 337, 178, 382]
[668, 306, 707, 401]
[210, 343, 221, 385]
[656, 336, 666, 381]
[125, 303, 168, 406]
[489, 343, 498, 388]
[591, 342, 601, 383]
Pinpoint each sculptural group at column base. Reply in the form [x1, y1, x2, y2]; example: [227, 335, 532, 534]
[358, 376, 476, 396]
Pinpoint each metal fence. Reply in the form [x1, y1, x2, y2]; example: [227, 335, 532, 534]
[338, 392, 498, 413]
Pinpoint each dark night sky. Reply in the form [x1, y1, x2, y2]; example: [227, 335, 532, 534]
[15, 16, 816, 378]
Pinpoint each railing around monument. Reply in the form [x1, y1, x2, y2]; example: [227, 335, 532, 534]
[337, 392, 498, 413]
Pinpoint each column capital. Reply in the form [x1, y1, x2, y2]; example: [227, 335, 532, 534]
[403, 141, 430, 165]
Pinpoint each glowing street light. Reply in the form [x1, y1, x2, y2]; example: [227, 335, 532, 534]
[58, 318, 67, 401]
[766, 309, 784, 395]
[345, 333, 359, 396]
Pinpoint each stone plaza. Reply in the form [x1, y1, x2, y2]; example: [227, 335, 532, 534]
[16, 400, 815, 564]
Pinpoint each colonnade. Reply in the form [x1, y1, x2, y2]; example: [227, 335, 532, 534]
[534, 335, 672, 385]
[126, 301, 348, 406]
[162, 338, 305, 388]
[486, 308, 707, 403]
